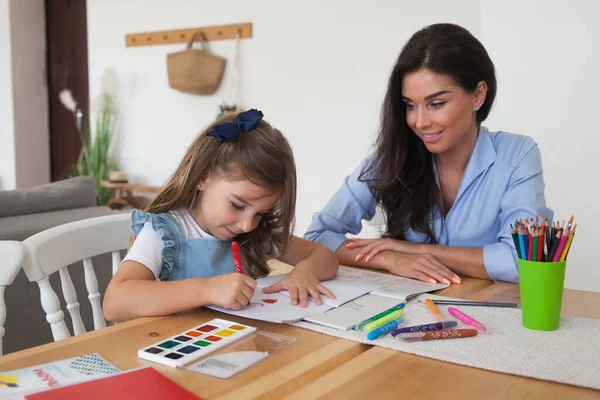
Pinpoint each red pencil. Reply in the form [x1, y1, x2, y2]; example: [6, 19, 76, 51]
[231, 241, 245, 274]
[539, 220, 545, 261]
[527, 228, 533, 261]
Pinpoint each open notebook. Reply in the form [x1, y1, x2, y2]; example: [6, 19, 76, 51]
[209, 266, 447, 327]
[335, 265, 448, 300]
[207, 272, 375, 322]
[302, 266, 449, 330]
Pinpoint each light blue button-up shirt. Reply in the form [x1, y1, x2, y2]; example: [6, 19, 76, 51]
[304, 127, 553, 283]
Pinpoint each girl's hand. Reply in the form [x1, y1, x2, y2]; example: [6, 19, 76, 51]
[262, 268, 335, 308]
[206, 273, 257, 310]
[347, 238, 460, 284]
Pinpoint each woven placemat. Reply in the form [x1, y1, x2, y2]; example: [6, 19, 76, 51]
[291, 294, 600, 390]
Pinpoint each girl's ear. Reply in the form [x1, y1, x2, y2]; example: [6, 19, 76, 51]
[197, 171, 211, 191]
[473, 81, 488, 110]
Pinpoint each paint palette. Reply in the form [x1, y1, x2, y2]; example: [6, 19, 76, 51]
[138, 318, 257, 367]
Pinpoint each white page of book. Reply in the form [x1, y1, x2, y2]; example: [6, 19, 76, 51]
[335, 266, 448, 300]
[303, 294, 403, 331]
[256, 273, 378, 308]
[207, 291, 332, 323]
[0, 353, 120, 400]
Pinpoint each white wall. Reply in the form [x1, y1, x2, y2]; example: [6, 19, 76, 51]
[87, 0, 480, 236]
[0, 0, 16, 190]
[10, 0, 50, 188]
[481, 0, 600, 292]
[0, 0, 49, 190]
[87, 0, 598, 291]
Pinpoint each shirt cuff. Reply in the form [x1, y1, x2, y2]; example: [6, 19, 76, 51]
[313, 230, 350, 254]
[483, 242, 520, 283]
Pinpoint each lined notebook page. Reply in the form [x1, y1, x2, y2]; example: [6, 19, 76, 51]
[257, 273, 377, 308]
[303, 294, 402, 330]
[336, 266, 448, 300]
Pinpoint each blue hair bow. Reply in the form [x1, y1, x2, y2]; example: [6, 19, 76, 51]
[207, 109, 264, 143]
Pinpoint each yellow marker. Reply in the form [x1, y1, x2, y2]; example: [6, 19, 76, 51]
[425, 299, 443, 321]
[364, 309, 404, 332]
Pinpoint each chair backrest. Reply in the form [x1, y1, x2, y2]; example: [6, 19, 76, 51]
[23, 213, 132, 342]
[0, 241, 26, 355]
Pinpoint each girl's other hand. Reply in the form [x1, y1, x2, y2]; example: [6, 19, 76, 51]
[206, 273, 257, 310]
[261, 268, 335, 308]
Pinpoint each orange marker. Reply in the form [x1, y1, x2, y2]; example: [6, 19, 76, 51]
[425, 299, 443, 321]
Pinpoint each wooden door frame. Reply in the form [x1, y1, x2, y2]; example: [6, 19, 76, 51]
[45, 0, 89, 181]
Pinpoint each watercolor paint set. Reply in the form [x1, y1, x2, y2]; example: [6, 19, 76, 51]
[138, 318, 257, 368]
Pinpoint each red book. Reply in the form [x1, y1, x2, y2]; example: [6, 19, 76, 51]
[25, 367, 201, 400]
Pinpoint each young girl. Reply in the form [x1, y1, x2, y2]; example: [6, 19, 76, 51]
[305, 23, 552, 284]
[103, 110, 338, 322]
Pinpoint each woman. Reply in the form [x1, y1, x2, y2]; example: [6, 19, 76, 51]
[304, 23, 552, 284]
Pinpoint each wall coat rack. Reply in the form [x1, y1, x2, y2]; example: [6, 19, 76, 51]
[125, 22, 252, 47]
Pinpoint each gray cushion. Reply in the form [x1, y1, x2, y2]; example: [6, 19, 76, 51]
[0, 176, 98, 218]
[0, 206, 120, 241]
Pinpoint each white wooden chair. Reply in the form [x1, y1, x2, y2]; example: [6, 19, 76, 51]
[22, 213, 131, 342]
[0, 241, 27, 355]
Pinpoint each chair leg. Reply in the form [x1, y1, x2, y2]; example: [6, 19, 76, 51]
[83, 259, 106, 330]
[37, 278, 71, 341]
[0, 286, 5, 356]
[59, 269, 86, 335]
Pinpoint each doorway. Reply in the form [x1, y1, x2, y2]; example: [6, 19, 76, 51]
[45, 0, 89, 181]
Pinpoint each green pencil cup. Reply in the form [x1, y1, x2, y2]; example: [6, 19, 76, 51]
[518, 259, 566, 331]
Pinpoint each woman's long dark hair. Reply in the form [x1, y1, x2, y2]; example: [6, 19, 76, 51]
[361, 23, 496, 243]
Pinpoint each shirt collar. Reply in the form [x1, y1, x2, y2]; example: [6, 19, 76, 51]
[458, 125, 497, 194]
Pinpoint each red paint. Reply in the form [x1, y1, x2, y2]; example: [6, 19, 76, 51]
[196, 324, 217, 333]
[205, 335, 222, 342]
[263, 299, 278, 304]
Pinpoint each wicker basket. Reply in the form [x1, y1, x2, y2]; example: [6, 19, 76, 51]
[167, 31, 226, 95]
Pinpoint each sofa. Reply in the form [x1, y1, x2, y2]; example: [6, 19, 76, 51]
[0, 177, 123, 354]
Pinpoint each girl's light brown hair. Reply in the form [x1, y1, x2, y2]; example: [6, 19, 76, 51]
[142, 113, 296, 278]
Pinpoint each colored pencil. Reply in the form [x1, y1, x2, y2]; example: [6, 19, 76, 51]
[532, 229, 538, 262]
[512, 216, 577, 263]
[510, 225, 521, 259]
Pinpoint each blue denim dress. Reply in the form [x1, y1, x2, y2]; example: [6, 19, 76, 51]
[131, 209, 237, 281]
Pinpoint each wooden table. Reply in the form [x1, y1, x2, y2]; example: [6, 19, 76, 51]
[1, 276, 598, 399]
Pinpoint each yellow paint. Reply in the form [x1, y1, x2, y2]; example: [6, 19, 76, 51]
[216, 329, 235, 337]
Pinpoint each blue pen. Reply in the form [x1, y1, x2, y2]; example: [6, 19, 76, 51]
[366, 317, 405, 340]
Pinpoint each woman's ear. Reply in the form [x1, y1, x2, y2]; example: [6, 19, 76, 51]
[473, 81, 488, 111]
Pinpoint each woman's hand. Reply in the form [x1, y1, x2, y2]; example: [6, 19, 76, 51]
[261, 267, 335, 307]
[205, 273, 257, 310]
[346, 237, 414, 260]
[347, 238, 460, 284]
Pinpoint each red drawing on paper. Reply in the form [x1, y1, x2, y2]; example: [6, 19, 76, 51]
[262, 299, 278, 304]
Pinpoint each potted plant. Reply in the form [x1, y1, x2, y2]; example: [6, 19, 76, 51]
[60, 90, 117, 204]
